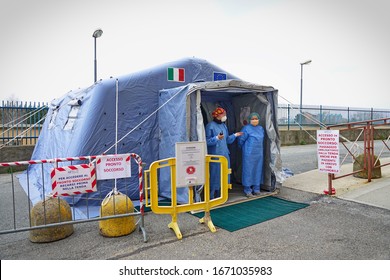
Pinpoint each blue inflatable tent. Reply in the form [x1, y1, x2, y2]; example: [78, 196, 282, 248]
[18, 57, 281, 217]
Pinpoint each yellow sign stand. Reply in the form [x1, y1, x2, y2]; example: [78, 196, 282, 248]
[144, 155, 230, 239]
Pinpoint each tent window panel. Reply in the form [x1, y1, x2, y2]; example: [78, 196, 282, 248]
[63, 103, 81, 131]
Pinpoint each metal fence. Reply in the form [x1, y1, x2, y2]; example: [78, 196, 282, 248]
[0, 153, 147, 242]
[2, 101, 390, 146]
[278, 104, 390, 129]
[324, 118, 390, 195]
[0, 100, 48, 146]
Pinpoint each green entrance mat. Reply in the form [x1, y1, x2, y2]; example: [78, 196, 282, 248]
[191, 196, 309, 232]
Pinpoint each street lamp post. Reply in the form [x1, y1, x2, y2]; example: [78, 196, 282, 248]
[299, 60, 312, 129]
[92, 29, 103, 83]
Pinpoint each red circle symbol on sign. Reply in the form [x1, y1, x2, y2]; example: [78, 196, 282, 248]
[186, 166, 196, 174]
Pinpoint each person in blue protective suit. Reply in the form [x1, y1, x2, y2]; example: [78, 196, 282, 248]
[238, 112, 265, 198]
[206, 107, 243, 199]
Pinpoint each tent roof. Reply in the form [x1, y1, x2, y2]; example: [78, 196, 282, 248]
[185, 79, 276, 94]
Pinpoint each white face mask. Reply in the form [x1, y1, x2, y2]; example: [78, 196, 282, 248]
[221, 116, 227, 122]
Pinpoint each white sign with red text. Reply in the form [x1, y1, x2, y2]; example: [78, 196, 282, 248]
[317, 130, 340, 174]
[51, 164, 96, 197]
[96, 154, 131, 180]
[176, 142, 206, 187]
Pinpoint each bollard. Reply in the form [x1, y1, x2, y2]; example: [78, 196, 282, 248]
[99, 192, 136, 237]
[29, 197, 74, 243]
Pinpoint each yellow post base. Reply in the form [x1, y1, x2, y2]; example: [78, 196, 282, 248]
[168, 221, 182, 240]
[199, 212, 216, 233]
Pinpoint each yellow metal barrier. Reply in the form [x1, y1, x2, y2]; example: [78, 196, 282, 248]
[146, 155, 230, 239]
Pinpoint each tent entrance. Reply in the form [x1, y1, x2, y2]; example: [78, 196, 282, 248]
[200, 91, 272, 192]
[158, 80, 281, 203]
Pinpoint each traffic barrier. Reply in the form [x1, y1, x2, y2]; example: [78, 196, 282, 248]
[324, 118, 390, 195]
[0, 153, 147, 242]
[145, 155, 230, 240]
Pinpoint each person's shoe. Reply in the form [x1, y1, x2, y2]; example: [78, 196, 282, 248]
[253, 192, 261, 196]
[246, 193, 255, 198]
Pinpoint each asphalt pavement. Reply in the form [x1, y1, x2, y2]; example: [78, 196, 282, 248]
[0, 144, 389, 260]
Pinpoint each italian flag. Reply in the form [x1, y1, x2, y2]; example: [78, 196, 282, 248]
[167, 67, 185, 82]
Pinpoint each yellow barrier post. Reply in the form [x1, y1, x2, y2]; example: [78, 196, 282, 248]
[198, 155, 230, 232]
[147, 155, 229, 240]
[167, 160, 183, 239]
[198, 155, 215, 232]
[144, 170, 150, 208]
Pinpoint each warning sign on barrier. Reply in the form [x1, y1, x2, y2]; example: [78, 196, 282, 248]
[175, 141, 206, 187]
[51, 164, 96, 197]
[96, 154, 131, 180]
[317, 130, 340, 174]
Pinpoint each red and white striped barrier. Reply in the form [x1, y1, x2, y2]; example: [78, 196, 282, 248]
[0, 156, 96, 167]
[1, 153, 144, 215]
[131, 153, 144, 215]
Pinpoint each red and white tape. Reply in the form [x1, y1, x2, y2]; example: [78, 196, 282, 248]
[0, 156, 96, 167]
[1, 153, 144, 214]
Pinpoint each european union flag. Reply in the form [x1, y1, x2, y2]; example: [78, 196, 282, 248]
[213, 72, 227, 81]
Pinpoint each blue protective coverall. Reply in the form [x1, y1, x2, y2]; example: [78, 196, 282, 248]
[238, 124, 265, 195]
[206, 121, 237, 199]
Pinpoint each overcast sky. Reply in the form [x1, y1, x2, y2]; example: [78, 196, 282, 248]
[1, 0, 389, 109]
